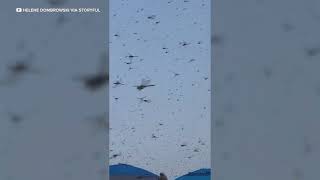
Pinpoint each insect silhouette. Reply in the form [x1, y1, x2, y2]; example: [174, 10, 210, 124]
[8, 112, 24, 125]
[193, 148, 200, 152]
[124, 60, 133, 65]
[169, 70, 180, 77]
[180, 143, 187, 147]
[48, 0, 67, 6]
[151, 134, 158, 139]
[282, 23, 295, 32]
[113, 78, 125, 88]
[179, 41, 190, 46]
[5, 107, 39, 126]
[0, 53, 41, 86]
[113, 81, 124, 86]
[212, 34, 224, 45]
[89, 113, 108, 131]
[73, 52, 109, 91]
[125, 54, 138, 59]
[134, 79, 156, 91]
[110, 153, 121, 159]
[147, 15, 156, 20]
[56, 14, 69, 27]
[305, 47, 320, 57]
[8, 59, 34, 75]
[138, 96, 151, 103]
[188, 59, 196, 63]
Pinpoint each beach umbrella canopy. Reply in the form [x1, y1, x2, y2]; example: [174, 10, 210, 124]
[110, 163, 159, 180]
[175, 168, 211, 180]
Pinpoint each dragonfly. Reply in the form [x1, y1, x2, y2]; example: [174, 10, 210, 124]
[179, 41, 190, 46]
[134, 79, 155, 91]
[113, 78, 125, 88]
[137, 96, 151, 103]
[169, 70, 180, 77]
[147, 15, 156, 20]
[125, 53, 138, 59]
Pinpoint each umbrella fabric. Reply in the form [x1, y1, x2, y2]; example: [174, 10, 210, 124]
[175, 169, 211, 180]
[110, 164, 159, 180]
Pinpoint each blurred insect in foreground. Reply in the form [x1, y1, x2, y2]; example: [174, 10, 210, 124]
[56, 14, 69, 27]
[73, 52, 109, 91]
[0, 53, 41, 86]
[48, 0, 67, 6]
[212, 34, 224, 45]
[8, 112, 24, 125]
[305, 47, 320, 57]
[86, 113, 108, 132]
[5, 107, 39, 126]
[134, 79, 156, 91]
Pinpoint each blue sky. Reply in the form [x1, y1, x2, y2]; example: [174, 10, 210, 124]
[110, 0, 211, 179]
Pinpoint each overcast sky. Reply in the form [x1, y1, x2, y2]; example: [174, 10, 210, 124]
[110, 0, 211, 179]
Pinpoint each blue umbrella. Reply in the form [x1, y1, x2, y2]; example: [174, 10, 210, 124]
[110, 163, 159, 180]
[175, 168, 211, 180]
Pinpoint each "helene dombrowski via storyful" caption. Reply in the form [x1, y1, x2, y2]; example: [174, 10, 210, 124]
[16, 8, 102, 13]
